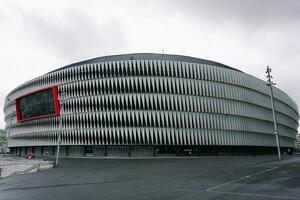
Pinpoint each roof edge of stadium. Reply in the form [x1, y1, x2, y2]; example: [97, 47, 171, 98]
[47, 53, 242, 74]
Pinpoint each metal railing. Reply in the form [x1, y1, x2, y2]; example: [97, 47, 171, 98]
[8, 164, 40, 177]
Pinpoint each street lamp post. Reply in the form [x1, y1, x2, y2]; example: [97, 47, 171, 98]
[55, 88, 66, 166]
[266, 66, 281, 160]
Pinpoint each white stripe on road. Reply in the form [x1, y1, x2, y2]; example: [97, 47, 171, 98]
[203, 165, 300, 199]
[206, 166, 279, 191]
[177, 188, 300, 200]
[209, 190, 300, 200]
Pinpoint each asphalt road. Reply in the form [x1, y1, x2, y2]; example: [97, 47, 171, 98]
[0, 155, 300, 200]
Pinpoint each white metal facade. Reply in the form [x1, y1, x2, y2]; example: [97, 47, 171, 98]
[3, 54, 299, 150]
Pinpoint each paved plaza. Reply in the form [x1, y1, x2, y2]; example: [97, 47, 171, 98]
[0, 155, 299, 200]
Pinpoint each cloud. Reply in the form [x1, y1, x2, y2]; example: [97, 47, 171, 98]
[169, 0, 300, 28]
[11, 3, 128, 62]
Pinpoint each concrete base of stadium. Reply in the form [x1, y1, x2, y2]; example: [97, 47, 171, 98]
[9, 145, 295, 158]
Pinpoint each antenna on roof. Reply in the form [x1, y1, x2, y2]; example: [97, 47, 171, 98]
[162, 49, 164, 54]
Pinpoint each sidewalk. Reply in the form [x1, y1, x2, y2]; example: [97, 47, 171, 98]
[0, 156, 53, 178]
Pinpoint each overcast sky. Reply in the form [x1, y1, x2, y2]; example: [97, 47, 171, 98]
[0, 0, 299, 128]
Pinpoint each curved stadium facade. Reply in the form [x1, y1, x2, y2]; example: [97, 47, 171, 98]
[3, 53, 299, 157]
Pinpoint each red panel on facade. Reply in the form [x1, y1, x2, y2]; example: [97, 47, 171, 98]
[15, 86, 61, 122]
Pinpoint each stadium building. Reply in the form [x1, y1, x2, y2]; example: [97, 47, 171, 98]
[3, 53, 299, 157]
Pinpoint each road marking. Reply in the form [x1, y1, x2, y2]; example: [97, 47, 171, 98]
[203, 165, 300, 199]
[210, 190, 300, 200]
[177, 188, 300, 200]
[206, 166, 279, 191]
[178, 164, 299, 199]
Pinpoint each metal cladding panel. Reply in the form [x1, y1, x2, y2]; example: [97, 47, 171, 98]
[3, 54, 299, 149]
